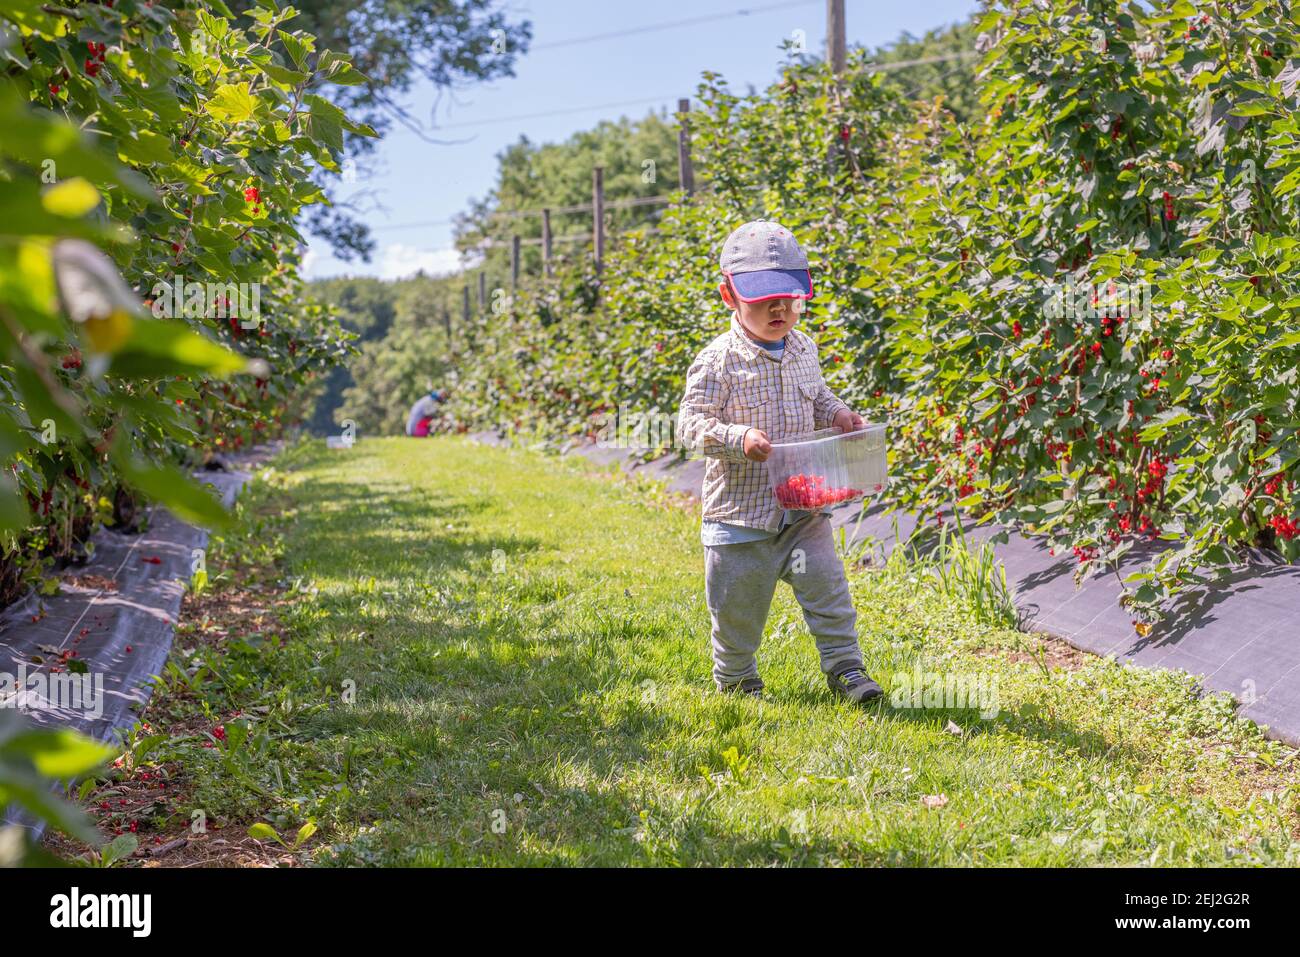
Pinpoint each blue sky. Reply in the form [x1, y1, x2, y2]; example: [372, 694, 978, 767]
[305, 0, 979, 280]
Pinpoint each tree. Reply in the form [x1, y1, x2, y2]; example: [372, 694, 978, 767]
[335, 273, 465, 434]
[868, 19, 980, 124]
[228, 0, 534, 262]
[310, 276, 401, 340]
[454, 112, 682, 279]
[304, 276, 403, 432]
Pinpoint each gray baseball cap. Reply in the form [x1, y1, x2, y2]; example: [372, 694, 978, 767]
[719, 219, 814, 302]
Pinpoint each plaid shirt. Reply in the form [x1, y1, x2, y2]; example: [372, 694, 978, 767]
[676, 316, 850, 532]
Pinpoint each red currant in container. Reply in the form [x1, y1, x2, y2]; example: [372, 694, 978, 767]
[765, 424, 888, 511]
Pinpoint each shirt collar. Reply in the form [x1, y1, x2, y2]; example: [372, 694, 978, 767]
[729, 315, 764, 361]
[729, 315, 805, 360]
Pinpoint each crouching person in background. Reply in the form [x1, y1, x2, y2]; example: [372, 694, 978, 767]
[405, 388, 446, 437]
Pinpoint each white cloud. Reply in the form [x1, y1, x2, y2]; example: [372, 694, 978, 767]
[377, 243, 463, 280]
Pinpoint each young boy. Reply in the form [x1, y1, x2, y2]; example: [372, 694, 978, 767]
[675, 220, 883, 704]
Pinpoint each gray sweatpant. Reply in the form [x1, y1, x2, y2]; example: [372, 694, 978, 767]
[703, 513, 865, 689]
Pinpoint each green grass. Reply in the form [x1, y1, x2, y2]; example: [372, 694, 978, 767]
[179, 436, 1300, 865]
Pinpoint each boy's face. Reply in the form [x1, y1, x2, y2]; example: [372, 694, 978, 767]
[721, 278, 804, 343]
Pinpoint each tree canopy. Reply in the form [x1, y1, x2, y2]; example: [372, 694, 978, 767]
[229, 0, 534, 262]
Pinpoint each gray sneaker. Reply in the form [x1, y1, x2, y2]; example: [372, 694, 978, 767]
[827, 667, 883, 705]
[718, 676, 764, 699]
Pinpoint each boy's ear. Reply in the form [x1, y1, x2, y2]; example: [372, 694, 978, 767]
[718, 281, 736, 309]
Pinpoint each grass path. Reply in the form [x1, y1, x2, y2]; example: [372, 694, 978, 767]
[165, 437, 1300, 865]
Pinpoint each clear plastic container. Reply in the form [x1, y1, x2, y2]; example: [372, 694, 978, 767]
[766, 424, 887, 511]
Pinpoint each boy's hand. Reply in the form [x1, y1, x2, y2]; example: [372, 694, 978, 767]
[743, 428, 772, 462]
[833, 408, 867, 433]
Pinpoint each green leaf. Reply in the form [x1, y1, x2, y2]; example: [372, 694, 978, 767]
[115, 130, 174, 167]
[3, 727, 114, 780]
[100, 833, 139, 865]
[106, 318, 261, 379]
[1139, 409, 1195, 442]
[257, 61, 309, 86]
[0, 179, 128, 242]
[0, 0, 63, 36]
[293, 821, 318, 848]
[248, 822, 280, 843]
[0, 764, 103, 846]
[0, 473, 29, 534]
[0, 90, 153, 198]
[302, 94, 345, 152]
[1266, 329, 1300, 351]
[204, 83, 258, 124]
[277, 30, 313, 70]
[317, 50, 367, 86]
[112, 448, 231, 530]
[41, 178, 101, 218]
[1230, 100, 1274, 117]
[196, 9, 230, 42]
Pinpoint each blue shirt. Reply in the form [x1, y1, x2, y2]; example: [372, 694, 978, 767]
[702, 510, 818, 545]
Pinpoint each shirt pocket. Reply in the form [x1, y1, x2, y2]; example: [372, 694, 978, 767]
[726, 373, 778, 433]
[793, 380, 818, 435]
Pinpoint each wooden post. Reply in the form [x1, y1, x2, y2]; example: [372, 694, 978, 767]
[442, 307, 451, 344]
[541, 208, 553, 278]
[477, 271, 486, 311]
[827, 0, 846, 75]
[511, 234, 521, 292]
[461, 285, 470, 338]
[592, 165, 605, 275]
[677, 98, 695, 195]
